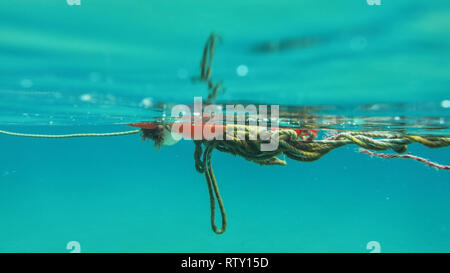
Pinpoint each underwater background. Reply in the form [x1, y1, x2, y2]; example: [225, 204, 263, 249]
[0, 0, 449, 252]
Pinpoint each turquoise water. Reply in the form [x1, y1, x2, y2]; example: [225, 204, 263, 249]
[0, 0, 449, 252]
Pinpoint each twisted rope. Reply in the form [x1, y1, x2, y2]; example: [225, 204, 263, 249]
[196, 33, 226, 104]
[192, 127, 450, 233]
[197, 127, 450, 165]
[203, 143, 227, 234]
[359, 149, 450, 170]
